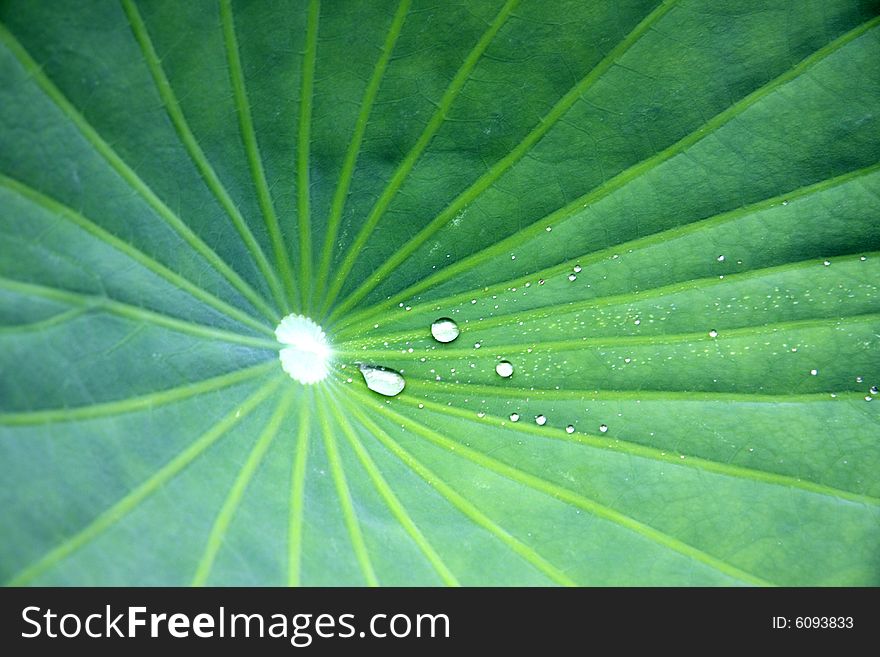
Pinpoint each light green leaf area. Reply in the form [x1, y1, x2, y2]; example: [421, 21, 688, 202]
[1, 0, 878, 586]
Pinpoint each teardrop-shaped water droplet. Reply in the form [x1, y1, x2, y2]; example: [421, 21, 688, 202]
[495, 360, 514, 378]
[358, 364, 405, 397]
[565, 424, 575, 434]
[430, 317, 460, 343]
[535, 414, 547, 426]
[509, 412, 520, 422]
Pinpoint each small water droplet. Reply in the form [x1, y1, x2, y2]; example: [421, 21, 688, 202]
[535, 415, 547, 426]
[509, 412, 520, 422]
[573, 264, 582, 273]
[359, 364, 405, 397]
[470, 299, 477, 304]
[568, 273, 577, 282]
[708, 329, 718, 338]
[866, 395, 873, 402]
[823, 260, 831, 267]
[716, 255, 725, 262]
[810, 369, 818, 376]
[477, 411, 485, 418]
[495, 360, 514, 378]
[430, 317, 460, 343]
[870, 385, 879, 395]
[856, 376, 863, 383]
[545, 226, 552, 232]
[599, 424, 608, 433]
[565, 424, 575, 434]
[474, 342, 481, 349]
[538, 279, 545, 285]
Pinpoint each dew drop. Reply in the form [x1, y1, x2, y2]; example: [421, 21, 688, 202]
[823, 260, 831, 266]
[535, 414, 547, 426]
[565, 424, 575, 434]
[708, 329, 718, 338]
[358, 364, 405, 397]
[870, 386, 879, 395]
[474, 342, 481, 349]
[495, 360, 514, 378]
[509, 412, 520, 422]
[430, 317, 460, 343]
[599, 424, 608, 433]
[866, 396, 874, 402]
[856, 376, 864, 383]
[716, 255, 725, 262]
[568, 273, 577, 282]
[573, 264, 582, 273]
[538, 279, 545, 285]
[810, 369, 818, 376]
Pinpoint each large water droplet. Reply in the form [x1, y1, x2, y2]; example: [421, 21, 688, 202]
[535, 414, 547, 426]
[358, 364, 405, 397]
[430, 317, 460, 343]
[495, 360, 514, 378]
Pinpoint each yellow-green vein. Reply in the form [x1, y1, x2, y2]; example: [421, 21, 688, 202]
[380, 382, 880, 507]
[192, 387, 296, 585]
[122, 0, 289, 315]
[315, 389, 379, 585]
[349, 384, 773, 586]
[337, 391, 576, 586]
[317, 0, 522, 316]
[314, 0, 411, 302]
[332, 164, 880, 335]
[287, 389, 312, 586]
[335, 312, 880, 360]
[0, 361, 275, 426]
[326, 384, 459, 586]
[0, 277, 282, 351]
[327, 0, 680, 321]
[297, 0, 319, 310]
[0, 22, 279, 323]
[219, 0, 299, 310]
[5, 378, 282, 586]
[0, 174, 276, 337]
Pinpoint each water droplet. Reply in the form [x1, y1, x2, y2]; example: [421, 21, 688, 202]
[509, 412, 520, 422]
[474, 342, 481, 349]
[810, 369, 818, 376]
[495, 360, 514, 378]
[856, 376, 864, 383]
[470, 299, 477, 304]
[823, 260, 831, 266]
[708, 329, 718, 338]
[510, 254, 516, 260]
[866, 396, 873, 402]
[568, 273, 577, 282]
[359, 364, 405, 397]
[716, 255, 725, 262]
[477, 411, 485, 418]
[870, 386, 879, 395]
[599, 424, 608, 433]
[535, 415, 547, 426]
[538, 279, 545, 285]
[573, 264, 582, 273]
[430, 317, 460, 343]
[565, 424, 575, 434]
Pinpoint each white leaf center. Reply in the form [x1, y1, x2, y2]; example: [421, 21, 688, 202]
[275, 314, 331, 384]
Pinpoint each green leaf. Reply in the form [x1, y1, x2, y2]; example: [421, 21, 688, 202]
[1, 0, 878, 586]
